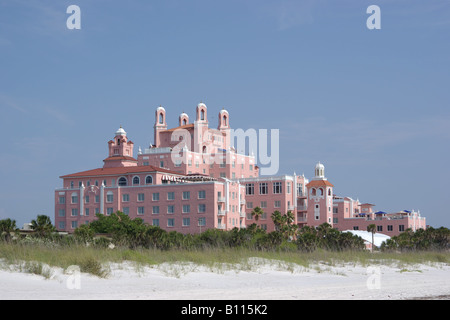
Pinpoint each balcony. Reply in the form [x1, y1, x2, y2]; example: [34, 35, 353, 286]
[288, 205, 295, 211]
[240, 199, 246, 205]
[240, 211, 245, 218]
[218, 209, 226, 216]
[218, 224, 226, 230]
[297, 205, 307, 211]
[218, 197, 225, 202]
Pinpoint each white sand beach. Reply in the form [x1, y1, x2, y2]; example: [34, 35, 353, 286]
[1, 260, 449, 300]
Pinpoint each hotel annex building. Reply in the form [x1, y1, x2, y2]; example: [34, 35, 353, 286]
[55, 103, 426, 236]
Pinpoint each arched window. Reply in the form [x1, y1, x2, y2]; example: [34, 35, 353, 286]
[145, 175, 153, 185]
[328, 189, 332, 196]
[311, 188, 316, 196]
[118, 177, 127, 186]
[223, 115, 227, 126]
[183, 119, 187, 125]
[133, 176, 140, 185]
[159, 113, 164, 124]
[202, 146, 207, 154]
[201, 109, 205, 120]
[319, 188, 324, 196]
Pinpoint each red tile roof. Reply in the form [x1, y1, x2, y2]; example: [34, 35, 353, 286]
[60, 165, 185, 178]
[306, 180, 334, 187]
[103, 156, 137, 162]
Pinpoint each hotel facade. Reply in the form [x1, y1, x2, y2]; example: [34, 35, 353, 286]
[55, 103, 426, 236]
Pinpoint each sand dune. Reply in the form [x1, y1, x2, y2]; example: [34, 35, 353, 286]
[1, 259, 449, 300]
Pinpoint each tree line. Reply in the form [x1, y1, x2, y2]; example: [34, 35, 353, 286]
[1, 210, 448, 252]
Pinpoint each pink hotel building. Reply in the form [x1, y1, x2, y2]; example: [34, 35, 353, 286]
[55, 103, 426, 236]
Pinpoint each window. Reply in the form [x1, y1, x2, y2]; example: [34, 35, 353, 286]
[118, 177, 127, 186]
[287, 182, 291, 194]
[107, 208, 114, 215]
[377, 225, 383, 232]
[152, 193, 159, 201]
[58, 209, 65, 217]
[59, 196, 65, 204]
[249, 164, 253, 171]
[273, 182, 282, 194]
[259, 183, 268, 195]
[318, 188, 324, 196]
[71, 193, 78, 204]
[387, 225, 393, 231]
[353, 226, 359, 230]
[167, 192, 175, 200]
[183, 218, 190, 226]
[260, 201, 267, 208]
[198, 204, 206, 213]
[95, 208, 100, 214]
[182, 191, 190, 200]
[160, 161, 164, 168]
[138, 193, 145, 202]
[152, 206, 160, 214]
[71, 221, 78, 229]
[399, 225, 405, 232]
[246, 201, 253, 209]
[152, 219, 160, 227]
[246, 183, 254, 195]
[333, 207, 338, 214]
[198, 190, 206, 199]
[198, 217, 206, 227]
[167, 219, 175, 227]
[133, 176, 140, 185]
[85, 196, 90, 204]
[145, 176, 153, 184]
[274, 200, 281, 208]
[167, 205, 174, 214]
[123, 207, 129, 215]
[297, 184, 303, 196]
[106, 192, 114, 203]
[95, 195, 100, 203]
[137, 207, 145, 215]
[70, 181, 74, 189]
[183, 204, 190, 213]
[85, 208, 89, 216]
[58, 221, 65, 229]
[122, 194, 129, 202]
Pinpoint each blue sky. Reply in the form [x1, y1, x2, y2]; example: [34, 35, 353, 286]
[0, 0, 449, 228]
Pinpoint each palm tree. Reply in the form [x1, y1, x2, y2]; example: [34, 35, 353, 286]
[367, 224, 376, 252]
[0, 218, 18, 242]
[30, 215, 56, 238]
[271, 210, 283, 231]
[251, 206, 264, 222]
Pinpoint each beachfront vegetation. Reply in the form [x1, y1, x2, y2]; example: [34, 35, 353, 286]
[0, 213, 449, 277]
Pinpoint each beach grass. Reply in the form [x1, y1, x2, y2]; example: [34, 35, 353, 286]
[0, 242, 448, 277]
